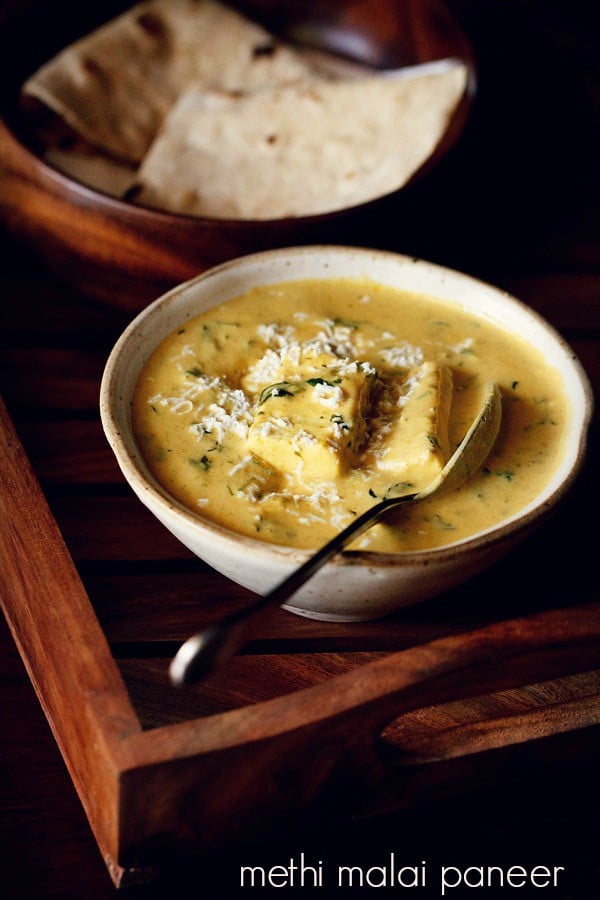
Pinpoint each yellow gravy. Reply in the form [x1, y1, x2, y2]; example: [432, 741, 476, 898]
[132, 278, 567, 552]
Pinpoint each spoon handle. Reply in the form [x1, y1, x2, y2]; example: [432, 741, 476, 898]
[169, 383, 501, 687]
[169, 493, 414, 686]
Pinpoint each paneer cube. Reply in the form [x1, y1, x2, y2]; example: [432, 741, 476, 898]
[247, 357, 375, 482]
[375, 361, 452, 490]
[226, 455, 280, 501]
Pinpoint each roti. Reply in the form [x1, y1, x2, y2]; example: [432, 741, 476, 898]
[132, 61, 468, 219]
[21, 0, 314, 163]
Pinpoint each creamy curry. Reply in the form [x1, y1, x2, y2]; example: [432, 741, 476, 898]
[132, 278, 567, 552]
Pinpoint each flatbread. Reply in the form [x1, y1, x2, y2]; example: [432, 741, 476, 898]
[44, 145, 137, 198]
[132, 61, 468, 220]
[21, 0, 314, 163]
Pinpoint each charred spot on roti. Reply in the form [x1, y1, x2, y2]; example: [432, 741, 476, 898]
[82, 57, 110, 86]
[252, 42, 277, 58]
[181, 189, 201, 211]
[57, 132, 77, 150]
[299, 85, 324, 103]
[136, 11, 168, 42]
[122, 183, 143, 202]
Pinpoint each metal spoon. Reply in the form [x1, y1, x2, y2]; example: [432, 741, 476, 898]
[170, 382, 502, 687]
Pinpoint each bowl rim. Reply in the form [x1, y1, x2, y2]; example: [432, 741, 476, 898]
[100, 244, 594, 569]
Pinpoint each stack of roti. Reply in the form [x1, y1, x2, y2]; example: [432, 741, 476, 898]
[21, 0, 468, 219]
[22, 0, 314, 164]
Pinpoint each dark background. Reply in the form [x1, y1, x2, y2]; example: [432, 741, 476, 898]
[0, 1, 598, 897]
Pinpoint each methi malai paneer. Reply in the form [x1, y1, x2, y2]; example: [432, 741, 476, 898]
[132, 278, 567, 552]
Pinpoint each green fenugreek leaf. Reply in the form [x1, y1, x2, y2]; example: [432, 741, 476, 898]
[189, 455, 211, 471]
[495, 469, 515, 481]
[306, 377, 336, 387]
[332, 316, 361, 330]
[259, 381, 305, 404]
[391, 481, 414, 492]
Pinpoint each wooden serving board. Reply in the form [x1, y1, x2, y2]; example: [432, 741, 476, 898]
[1, 394, 599, 887]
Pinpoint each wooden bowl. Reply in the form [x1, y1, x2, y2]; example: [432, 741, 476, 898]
[0, 0, 475, 312]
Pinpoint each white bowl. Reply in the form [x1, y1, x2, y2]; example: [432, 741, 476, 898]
[100, 246, 592, 622]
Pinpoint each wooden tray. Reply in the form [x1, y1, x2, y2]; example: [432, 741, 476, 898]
[1, 394, 599, 887]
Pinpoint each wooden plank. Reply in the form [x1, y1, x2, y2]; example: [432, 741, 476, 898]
[0, 347, 104, 411]
[86, 532, 595, 649]
[0, 277, 128, 346]
[499, 272, 600, 332]
[384, 670, 600, 762]
[0, 617, 123, 899]
[50, 494, 196, 561]
[117, 652, 385, 727]
[115, 604, 600, 861]
[0, 396, 141, 883]
[117, 652, 600, 736]
[17, 418, 123, 483]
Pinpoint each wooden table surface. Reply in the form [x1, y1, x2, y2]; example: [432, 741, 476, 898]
[1, 1, 599, 897]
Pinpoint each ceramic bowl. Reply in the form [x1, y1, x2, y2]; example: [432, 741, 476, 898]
[0, 0, 474, 312]
[100, 246, 592, 621]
